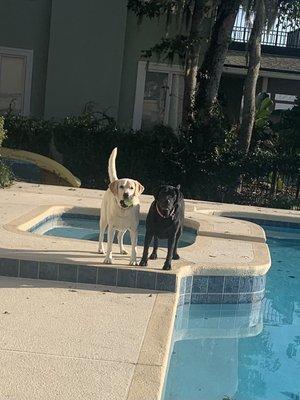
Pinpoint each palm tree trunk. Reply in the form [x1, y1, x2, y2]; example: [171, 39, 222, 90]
[195, 0, 240, 113]
[182, 0, 216, 125]
[238, 1, 266, 154]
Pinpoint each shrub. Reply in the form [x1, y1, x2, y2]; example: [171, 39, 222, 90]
[2, 109, 299, 208]
[53, 113, 181, 189]
[0, 160, 13, 188]
[0, 116, 13, 188]
[3, 112, 52, 156]
[0, 116, 6, 147]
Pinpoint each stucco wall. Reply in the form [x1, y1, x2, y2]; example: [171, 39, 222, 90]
[267, 77, 300, 97]
[118, 11, 212, 129]
[0, 0, 52, 116]
[44, 0, 128, 119]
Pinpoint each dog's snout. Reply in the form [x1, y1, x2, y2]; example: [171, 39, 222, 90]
[123, 193, 129, 199]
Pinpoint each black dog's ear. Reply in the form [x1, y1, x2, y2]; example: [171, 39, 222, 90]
[175, 184, 183, 202]
[152, 185, 164, 199]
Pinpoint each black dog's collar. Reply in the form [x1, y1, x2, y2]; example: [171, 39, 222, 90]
[156, 203, 175, 220]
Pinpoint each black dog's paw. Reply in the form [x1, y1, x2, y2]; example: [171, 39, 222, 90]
[139, 259, 148, 267]
[172, 253, 180, 260]
[149, 253, 158, 260]
[163, 261, 171, 271]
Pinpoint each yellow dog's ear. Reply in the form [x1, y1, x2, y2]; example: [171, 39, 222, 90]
[109, 180, 119, 196]
[134, 180, 145, 197]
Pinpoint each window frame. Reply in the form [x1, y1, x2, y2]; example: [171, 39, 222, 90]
[0, 46, 33, 115]
[132, 61, 184, 130]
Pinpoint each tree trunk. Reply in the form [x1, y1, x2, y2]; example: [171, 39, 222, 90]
[195, 0, 240, 113]
[239, 1, 266, 154]
[182, 0, 217, 126]
[270, 169, 278, 196]
[296, 174, 300, 199]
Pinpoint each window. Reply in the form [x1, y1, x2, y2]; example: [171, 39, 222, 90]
[133, 61, 184, 130]
[0, 47, 33, 115]
[274, 94, 296, 110]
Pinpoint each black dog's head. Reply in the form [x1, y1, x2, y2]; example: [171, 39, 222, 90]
[153, 184, 183, 218]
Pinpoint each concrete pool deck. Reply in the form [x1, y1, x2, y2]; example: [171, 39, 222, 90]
[0, 183, 279, 277]
[0, 276, 175, 400]
[0, 182, 300, 399]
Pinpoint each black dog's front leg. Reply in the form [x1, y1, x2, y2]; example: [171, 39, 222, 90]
[163, 235, 176, 270]
[173, 227, 182, 260]
[149, 236, 158, 260]
[139, 231, 153, 267]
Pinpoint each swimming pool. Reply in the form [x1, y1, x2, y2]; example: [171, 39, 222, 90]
[163, 223, 300, 400]
[30, 213, 197, 248]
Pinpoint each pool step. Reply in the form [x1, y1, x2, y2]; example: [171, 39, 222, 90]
[0, 257, 177, 292]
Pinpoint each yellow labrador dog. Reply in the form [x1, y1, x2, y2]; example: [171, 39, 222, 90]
[98, 148, 144, 265]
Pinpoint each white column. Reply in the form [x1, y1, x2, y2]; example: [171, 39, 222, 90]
[262, 76, 269, 92]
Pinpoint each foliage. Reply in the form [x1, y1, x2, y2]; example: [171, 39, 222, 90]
[0, 160, 13, 188]
[141, 35, 189, 64]
[0, 116, 6, 147]
[0, 116, 13, 188]
[255, 95, 274, 130]
[3, 112, 53, 156]
[53, 112, 181, 189]
[2, 105, 299, 208]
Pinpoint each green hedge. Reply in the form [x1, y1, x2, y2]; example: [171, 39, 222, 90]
[53, 113, 182, 190]
[0, 116, 13, 188]
[2, 111, 299, 208]
[0, 160, 13, 188]
[3, 113, 52, 156]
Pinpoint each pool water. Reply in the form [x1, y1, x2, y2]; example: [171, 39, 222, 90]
[31, 214, 197, 248]
[163, 224, 300, 400]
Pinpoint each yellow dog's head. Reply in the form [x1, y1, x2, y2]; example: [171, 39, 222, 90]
[109, 178, 144, 208]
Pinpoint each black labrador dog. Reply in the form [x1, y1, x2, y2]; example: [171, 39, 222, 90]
[139, 184, 184, 270]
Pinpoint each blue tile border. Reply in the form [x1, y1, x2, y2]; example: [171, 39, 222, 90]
[78, 266, 97, 284]
[156, 273, 176, 292]
[97, 267, 117, 286]
[20, 260, 38, 279]
[224, 276, 240, 293]
[179, 273, 266, 305]
[192, 276, 208, 293]
[208, 276, 224, 293]
[0, 258, 19, 277]
[0, 257, 177, 292]
[0, 256, 266, 300]
[117, 269, 137, 288]
[231, 216, 300, 229]
[136, 271, 156, 290]
[39, 262, 58, 281]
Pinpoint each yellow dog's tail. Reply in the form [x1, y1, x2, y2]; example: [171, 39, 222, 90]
[108, 147, 118, 182]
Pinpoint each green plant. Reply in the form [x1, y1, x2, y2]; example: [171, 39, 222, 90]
[3, 112, 53, 156]
[0, 116, 6, 146]
[1, 107, 299, 208]
[0, 160, 13, 188]
[255, 95, 274, 129]
[0, 116, 13, 188]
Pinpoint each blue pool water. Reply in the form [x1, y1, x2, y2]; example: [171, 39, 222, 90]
[31, 214, 197, 248]
[163, 224, 300, 400]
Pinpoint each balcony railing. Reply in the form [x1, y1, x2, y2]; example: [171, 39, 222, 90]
[232, 8, 300, 49]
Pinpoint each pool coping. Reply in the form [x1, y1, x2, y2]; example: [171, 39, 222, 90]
[3, 204, 272, 279]
[126, 291, 178, 400]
